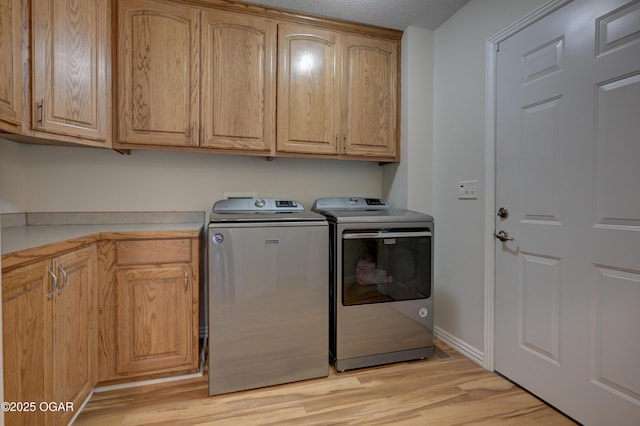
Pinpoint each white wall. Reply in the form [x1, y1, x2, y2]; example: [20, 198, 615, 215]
[383, 26, 434, 215]
[0, 140, 383, 214]
[432, 0, 547, 354]
[0, 141, 26, 213]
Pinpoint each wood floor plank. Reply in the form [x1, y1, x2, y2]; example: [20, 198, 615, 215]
[75, 343, 576, 425]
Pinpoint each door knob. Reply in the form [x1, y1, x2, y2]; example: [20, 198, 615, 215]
[494, 230, 514, 242]
[497, 207, 509, 219]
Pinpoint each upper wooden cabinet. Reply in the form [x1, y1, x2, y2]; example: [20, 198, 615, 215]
[31, 0, 111, 144]
[0, 0, 23, 134]
[0, 0, 111, 147]
[277, 24, 341, 155]
[201, 10, 276, 151]
[277, 26, 399, 161]
[116, 1, 276, 154]
[2, 0, 400, 160]
[342, 34, 398, 159]
[117, 0, 200, 147]
[115, 0, 400, 161]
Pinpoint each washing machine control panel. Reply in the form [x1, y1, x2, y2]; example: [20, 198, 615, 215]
[213, 198, 304, 214]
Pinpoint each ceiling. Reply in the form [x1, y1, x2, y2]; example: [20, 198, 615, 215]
[244, 0, 471, 31]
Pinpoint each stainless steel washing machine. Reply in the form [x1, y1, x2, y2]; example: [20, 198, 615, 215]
[208, 198, 328, 395]
[312, 197, 434, 371]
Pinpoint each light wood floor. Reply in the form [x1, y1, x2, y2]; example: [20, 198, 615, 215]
[75, 342, 576, 425]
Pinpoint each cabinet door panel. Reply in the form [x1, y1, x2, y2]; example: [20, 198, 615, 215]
[2, 261, 52, 426]
[0, 0, 23, 132]
[277, 24, 340, 154]
[32, 0, 109, 143]
[52, 245, 97, 426]
[117, 0, 199, 146]
[202, 10, 275, 151]
[116, 266, 193, 375]
[343, 35, 398, 159]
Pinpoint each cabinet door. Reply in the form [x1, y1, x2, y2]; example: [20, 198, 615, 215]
[342, 35, 398, 159]
[117, 0, 200, 147]
[277, 24, 341, 155]
[2, 260, 53, 426]
[0, 0, 23, 133]
[201, 10, 275, 152]
[52, 245, 97, 426]
[115, 266, 195, 375]
[31, 0, 110, 144]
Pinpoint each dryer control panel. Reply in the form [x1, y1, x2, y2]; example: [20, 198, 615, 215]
[312, 197, 391, 211]
[213, 198, 304, 214]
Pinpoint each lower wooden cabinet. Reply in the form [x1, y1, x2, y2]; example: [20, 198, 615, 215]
[2, 229, 200, 423]
[51, 247, 98, 425]
[2, 244, 98, 426]
[115, 266, 195, 375]
[2, 260, 51, 426]
[98, 237, 199, 382]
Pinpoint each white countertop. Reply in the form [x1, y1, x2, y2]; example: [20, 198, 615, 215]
[2, 222, 203, 256]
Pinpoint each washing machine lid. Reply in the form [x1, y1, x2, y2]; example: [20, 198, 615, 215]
[312, 197, 433, 223]
[210, 198, 325, 223]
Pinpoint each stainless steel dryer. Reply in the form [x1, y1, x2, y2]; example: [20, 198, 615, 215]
[208, 198, 328, 395]
[312, 197, 434, 371]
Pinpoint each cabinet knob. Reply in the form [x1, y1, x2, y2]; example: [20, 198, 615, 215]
[57, 264, 68, 294]
[47, 266, 57, 300]
[38, 99, 45, 125]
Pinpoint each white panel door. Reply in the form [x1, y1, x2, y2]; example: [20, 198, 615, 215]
[495, 1, 640, 424]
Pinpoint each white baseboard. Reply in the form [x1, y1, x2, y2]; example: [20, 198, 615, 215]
[434, 326, 485, 368]
[94, 371, 203, 393]
[68, 389, 94, 425]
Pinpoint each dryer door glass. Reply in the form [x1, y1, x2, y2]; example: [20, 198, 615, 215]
[341, 229, 431, 305]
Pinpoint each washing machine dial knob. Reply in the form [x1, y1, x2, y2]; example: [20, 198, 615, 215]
[254, 198, 266, 208]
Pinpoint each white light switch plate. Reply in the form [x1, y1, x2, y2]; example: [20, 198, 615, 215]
[458, 180, 478, 199]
